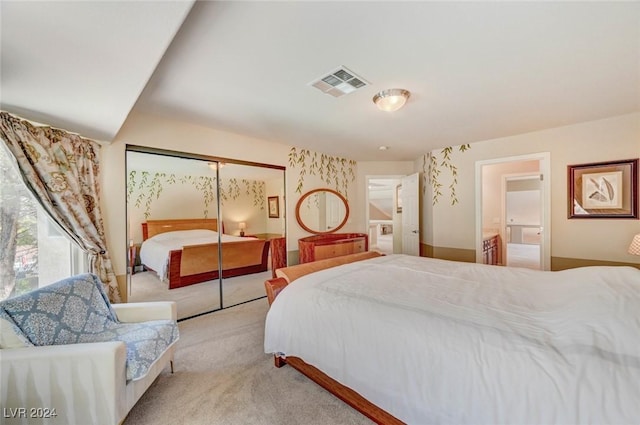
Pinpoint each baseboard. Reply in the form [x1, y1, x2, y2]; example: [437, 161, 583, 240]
[419, 242, 640, 271]
[551, 256, 640, 271]
[420, 243, 475, 263]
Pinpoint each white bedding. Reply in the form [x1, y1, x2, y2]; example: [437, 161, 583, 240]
[264, 254, 640, 424]
[139, 229, 252, 282]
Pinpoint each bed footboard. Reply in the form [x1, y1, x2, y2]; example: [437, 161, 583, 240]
[167, 239, 270, 289]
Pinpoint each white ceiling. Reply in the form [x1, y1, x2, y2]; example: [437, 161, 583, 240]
[2, 1, 639, 161]
[0, 0, 194, 141]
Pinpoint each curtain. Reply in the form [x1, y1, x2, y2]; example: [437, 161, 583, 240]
[0, 112, 121, 302]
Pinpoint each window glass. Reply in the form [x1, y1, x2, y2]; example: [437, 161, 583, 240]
[0, 144, 86, 301]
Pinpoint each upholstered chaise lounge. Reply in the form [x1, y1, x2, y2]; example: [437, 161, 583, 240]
[0, 273, 179, 425]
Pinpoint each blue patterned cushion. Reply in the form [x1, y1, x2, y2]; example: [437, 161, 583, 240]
[0, 273, 179, 381]
[0, 274, 118, 346]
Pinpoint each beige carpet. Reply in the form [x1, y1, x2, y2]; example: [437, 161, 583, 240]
[124, 299, 373, 425]
[129, 271, 271, 320]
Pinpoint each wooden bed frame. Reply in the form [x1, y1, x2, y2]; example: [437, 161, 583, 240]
[274, 355, 404, 425]
[142, 218, 271, 289]
[264, 252, 404, 424]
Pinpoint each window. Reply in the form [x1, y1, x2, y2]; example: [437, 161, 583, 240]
[0, 144, 86, 301]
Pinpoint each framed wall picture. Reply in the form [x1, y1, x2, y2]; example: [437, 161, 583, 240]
[268, 196, 280, 218]
[568, 158, 638, 219]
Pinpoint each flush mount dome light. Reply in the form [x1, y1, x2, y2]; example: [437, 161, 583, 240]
[373, 88, 410, 112]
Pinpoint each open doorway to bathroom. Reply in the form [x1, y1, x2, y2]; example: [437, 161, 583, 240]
[366, 177, 402, 254]
[475, 153, 551, 270]
[505, 174, 542, 269]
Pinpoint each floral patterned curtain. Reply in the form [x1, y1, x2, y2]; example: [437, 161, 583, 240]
[0, 112, 121, 302]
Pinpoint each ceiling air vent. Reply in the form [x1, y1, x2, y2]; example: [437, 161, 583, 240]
[309, 66, 369, 98]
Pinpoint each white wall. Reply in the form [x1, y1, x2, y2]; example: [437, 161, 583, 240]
[265, 176, 285, 235]
[421, 112, 640, 264]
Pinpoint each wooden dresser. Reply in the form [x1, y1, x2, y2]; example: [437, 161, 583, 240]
[298, 233, 368, 264]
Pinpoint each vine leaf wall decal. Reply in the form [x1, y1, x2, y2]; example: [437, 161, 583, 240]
[425, 144, 471, 206]
[127, 170, 266, 219]
[288, 147, 356, 196]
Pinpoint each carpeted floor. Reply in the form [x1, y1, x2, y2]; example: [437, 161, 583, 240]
[123, 299, 372, 425]
[129, 271, 270, 320]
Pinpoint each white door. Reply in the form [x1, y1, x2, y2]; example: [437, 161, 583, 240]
[326, 193, 344, 230]
[401, 173, 420, 256]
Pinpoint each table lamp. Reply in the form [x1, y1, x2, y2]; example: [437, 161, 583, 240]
[239, 222, 246, 237]
[628, 233, 640, 256]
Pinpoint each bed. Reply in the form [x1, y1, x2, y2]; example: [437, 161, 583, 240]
[264, 253, 640, 424]
[140, 219, 270, 289]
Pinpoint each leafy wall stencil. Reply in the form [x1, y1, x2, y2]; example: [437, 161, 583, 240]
[127, 170, 265, 219]
[423, 144, 471, 206]
[288, 147, 356, 196]
[244, 179, 266, 208]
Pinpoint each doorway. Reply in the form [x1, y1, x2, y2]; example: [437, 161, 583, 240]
[505, 174, 542, 269]
[366, 176, 401, 254]
[475, 153, 551, 270]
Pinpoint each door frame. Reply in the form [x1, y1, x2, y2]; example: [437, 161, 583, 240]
[474, 152, 551, 270]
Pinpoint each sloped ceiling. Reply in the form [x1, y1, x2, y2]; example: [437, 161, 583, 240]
[0, 0, 194, 141]
[2, 1, 639, 160]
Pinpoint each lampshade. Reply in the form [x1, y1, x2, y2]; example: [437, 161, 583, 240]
[373, 89, 410, 112]
[208, 162, 225, 171]
[238, 222, 246, 230]
[628, 233, 640, 255]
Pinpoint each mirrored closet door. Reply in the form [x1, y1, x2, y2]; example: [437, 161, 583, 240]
[217, 162, 286, 308]
[125, 146, 286, 319]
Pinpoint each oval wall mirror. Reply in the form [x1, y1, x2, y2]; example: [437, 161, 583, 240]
[295, 188, 349, 234]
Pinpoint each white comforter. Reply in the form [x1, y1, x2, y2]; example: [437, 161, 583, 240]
[264, 254, 640, 424]
[139, 229, 252, 282]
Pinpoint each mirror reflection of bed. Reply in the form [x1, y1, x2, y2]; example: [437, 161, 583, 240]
[126, 149, 286, 319]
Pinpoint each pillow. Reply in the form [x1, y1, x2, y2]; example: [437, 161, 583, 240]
[0, 273, 119, 346]
[149, 229, 218, 242]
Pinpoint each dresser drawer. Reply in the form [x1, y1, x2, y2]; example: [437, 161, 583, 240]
[299, 234, 369, 263]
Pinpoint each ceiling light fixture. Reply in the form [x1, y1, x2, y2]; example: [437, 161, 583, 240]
[379, 146, 389, 151]
[373, 88, 411, 112]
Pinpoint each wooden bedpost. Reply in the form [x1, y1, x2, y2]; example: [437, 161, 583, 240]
[274, 355, 287, 368]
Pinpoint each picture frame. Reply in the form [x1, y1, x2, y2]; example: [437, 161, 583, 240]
[568, 158, 638, 219]
[268, 196, 280, 218]
[396, 184, 403, 213]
